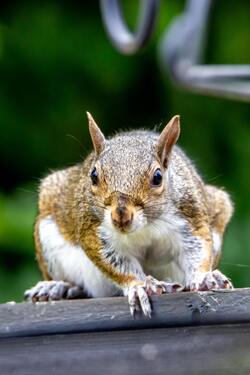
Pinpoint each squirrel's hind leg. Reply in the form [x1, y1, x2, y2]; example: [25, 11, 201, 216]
[34, 216, 51, 281]
[24, 216, 86, 302]
[205, 185, 233, 269]
[177, 184, 233, 291]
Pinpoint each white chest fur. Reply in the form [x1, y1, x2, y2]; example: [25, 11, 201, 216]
[39, 216, 118, 298]
[100, 211, 187, 283]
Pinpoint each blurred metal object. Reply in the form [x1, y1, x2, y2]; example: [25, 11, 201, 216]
[159, 0, 250, 101]
[100, 0, 250, 101]
[100, 0, 160, 54]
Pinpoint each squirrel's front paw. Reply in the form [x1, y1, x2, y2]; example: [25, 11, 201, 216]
[145, 275, 183, 295]
[24, 281, 86, 302]
[126, 280, 152, 318]
[126, 276, 183, 318]
[190, 270, 233, 292]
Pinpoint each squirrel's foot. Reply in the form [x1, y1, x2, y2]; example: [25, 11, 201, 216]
[190, 270, 233, 292]
[126, 280, 152, 318]
[126, 276, 183, 318]
[145, 276, 183, 295]
[24, 280, 86, 302]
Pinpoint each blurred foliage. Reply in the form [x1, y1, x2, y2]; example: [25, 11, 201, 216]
[0, 0, 250, 303]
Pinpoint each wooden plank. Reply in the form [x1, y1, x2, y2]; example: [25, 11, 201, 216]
[1, 288, 250, 338]
[1, 324, 250, 375]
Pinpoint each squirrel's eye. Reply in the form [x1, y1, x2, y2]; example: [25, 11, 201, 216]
[90, 167, 98, 185]
[152, 169, 163, 187]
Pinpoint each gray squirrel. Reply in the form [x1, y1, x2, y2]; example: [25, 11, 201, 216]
[25, 113, 233, 317]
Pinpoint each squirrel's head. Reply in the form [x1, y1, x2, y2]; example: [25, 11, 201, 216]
[87, 112, 180, 234]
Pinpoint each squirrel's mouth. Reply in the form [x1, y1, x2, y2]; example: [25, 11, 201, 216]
[109, 209, 147, 235]
[111, 207, 134, 233]
[105, 192, 147, 234]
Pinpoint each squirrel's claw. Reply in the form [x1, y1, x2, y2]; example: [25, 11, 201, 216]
[127, 276, 183, 318]
[145, 275, 184, 295]
[212, 270, 233, 289]
[190, 270, 233, 292]
[127, 284, 152, 318]
[24, 280, 86, 302]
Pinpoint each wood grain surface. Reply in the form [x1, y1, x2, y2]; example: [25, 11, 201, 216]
[1, 288, 250, 374]
[1, 288, 250, 338]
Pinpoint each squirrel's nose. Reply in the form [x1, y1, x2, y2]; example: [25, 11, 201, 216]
[111, 206, 133, 231]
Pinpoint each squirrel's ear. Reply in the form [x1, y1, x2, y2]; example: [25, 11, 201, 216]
[87, 112, 106, 156]
[157, 115, 180, 168]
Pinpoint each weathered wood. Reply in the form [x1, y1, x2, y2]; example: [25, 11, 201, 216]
[1, 288, 250, 338]
[1, 324, 250, 375]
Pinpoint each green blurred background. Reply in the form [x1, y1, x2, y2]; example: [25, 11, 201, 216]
[0, 0, 250, 303]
